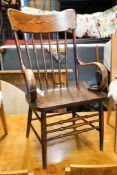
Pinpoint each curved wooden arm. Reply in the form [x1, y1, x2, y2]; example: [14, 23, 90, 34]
[23, 66, 37, 101]
[77, 55, 108, 91]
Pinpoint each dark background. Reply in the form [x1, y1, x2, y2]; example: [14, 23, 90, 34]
[59, 0, 117, 14]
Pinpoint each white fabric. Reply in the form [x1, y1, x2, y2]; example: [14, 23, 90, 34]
[103, 40, 111, 71]
[76, 12, 101, 38]
[36, 87, 44, 97]
[76, 5, 117, 38]
[108, 79, 117, 104]
[96, 5, 117, 38]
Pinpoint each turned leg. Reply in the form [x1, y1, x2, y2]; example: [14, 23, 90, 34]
[99, 101, 104, 151]
[41, 111, 47, 169]
[26, 106, 32, 138]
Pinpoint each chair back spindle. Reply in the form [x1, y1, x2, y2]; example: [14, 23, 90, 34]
[8, 9, 78, 92]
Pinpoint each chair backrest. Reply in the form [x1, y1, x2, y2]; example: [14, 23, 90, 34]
[8, 8, 107, 102]
[65, 164, 117, 175]
[8, 8, 78, 93]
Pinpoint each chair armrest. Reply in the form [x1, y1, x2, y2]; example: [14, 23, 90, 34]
[23, 67, 37, 101]
[76, 55, 108, 91]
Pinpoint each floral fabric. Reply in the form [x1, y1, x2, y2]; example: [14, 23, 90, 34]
[76, 5, 117, 38]
[21, 6, 117, 38]
[76, 12, 101, 38]
[96, 5, 117, 38]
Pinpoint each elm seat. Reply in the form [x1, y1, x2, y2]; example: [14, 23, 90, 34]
[30, 86, 106, 111]
[8, 8, 107, 169]
[65, 164, 117, 175]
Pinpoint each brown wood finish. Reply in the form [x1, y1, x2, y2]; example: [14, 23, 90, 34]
[76, 58, 107, 91]
[65, 164, 117, 175]
[107, 33, 117, 123]
[8, 9, 76, 33]
[106, 32, 117, 152]
[8, 8, 107, 169]
[107, 33, 117, 126]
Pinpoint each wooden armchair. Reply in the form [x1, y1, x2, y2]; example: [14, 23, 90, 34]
[107, 32, 117, 123]
[65, 164, 117, 175]
[106, 32, 117, 152]
[8, 8, 107, 169]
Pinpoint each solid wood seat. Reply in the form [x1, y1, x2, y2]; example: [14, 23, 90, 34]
[8, 8, 107, 169]
[30, 85, 106, 111]
[65, 164, 117, 175]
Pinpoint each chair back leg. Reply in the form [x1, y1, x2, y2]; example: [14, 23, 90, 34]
[107, 97, 113, 125]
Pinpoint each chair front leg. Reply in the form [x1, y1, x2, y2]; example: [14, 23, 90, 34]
[41, 111, 47, 169]
[26, 106, 32, 138]
[99, 101, 104, 151]
[72, 108, 76, 126]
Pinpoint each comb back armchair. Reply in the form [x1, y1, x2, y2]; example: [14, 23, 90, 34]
[8, 8, 107, 169]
